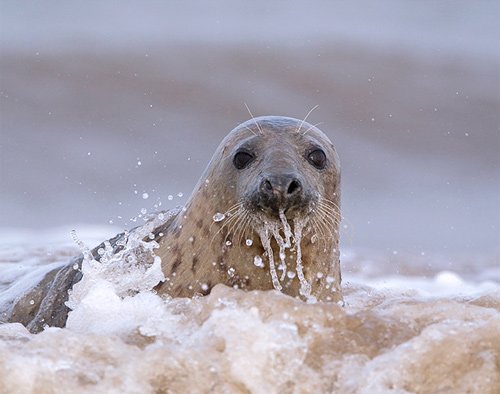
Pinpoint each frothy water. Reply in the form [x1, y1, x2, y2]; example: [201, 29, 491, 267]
[0, 225, 499, 393]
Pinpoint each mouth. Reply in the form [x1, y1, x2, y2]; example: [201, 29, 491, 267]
[253, 201, 312, 224]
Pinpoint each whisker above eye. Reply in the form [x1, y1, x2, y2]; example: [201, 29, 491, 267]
[297, 104, 319, 133]
[244, 103, 263, 135]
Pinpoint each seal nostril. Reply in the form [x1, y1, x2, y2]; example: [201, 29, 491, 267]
[263, 180, 273, 193]
[287, 180, 301, 195]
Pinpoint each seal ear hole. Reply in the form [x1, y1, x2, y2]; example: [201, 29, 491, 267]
[307, 149, 327, 169]
[233, 151, 254, 170]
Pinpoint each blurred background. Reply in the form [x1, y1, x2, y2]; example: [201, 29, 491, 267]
[1, 1, 499, 264]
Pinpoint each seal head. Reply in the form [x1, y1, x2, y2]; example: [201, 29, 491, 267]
[155, 116, 342, 302]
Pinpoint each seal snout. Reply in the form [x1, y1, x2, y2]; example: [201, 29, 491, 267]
[256, 173, 306, 217]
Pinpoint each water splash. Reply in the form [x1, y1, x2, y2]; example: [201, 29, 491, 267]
[70, 229, 92, 261]
[66, 214, 171, 313]
[293, 220, 311, 298]
[257, 212, 312, 298]
[259, 227, 281, 291]
[213, 212, 226, 222]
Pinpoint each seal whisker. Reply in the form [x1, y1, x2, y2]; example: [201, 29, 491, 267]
[315, 205, 340, 229]
[309, 215, 331, 249]
[316, 208, 341, 227]
[242, 125, 258, 137]
[320, 197, 342, 212]
[241, 212, 255, 246]
[314, 203, 339, 228]
[233, 212, 247, 247]
[297, 104, 319, 133]
[224, 208, 249, 244]
[309, 215, 327, 239]
[236, 211, 253, 247]
[209, 207, 244, 246]
[302, 122, 324, 136]
[208, 201, 243, 234]
[225, 201, 244, 213]
[232, 209, 249, 246]
[244, 102, 263, 135]
[317, 198, 342, 220]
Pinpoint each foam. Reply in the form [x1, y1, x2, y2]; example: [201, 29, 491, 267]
[0, 225, 498, 392]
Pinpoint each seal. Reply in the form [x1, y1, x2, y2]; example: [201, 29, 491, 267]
[153, 116, 342, 302]
[4, 116, 342, 332]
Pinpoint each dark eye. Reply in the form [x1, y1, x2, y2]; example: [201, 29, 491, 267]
[307, 149, 327, 169]
[233, 151, 254, 169]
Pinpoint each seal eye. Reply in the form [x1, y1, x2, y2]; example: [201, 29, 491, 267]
[233, 151, 254, 170]
[307, 149, 327, 169]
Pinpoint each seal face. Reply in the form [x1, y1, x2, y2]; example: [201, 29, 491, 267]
[155, 116, 342, 302]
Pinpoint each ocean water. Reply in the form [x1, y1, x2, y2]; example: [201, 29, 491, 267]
[1, 1, 499, 392]
[0, 225, 498, 393]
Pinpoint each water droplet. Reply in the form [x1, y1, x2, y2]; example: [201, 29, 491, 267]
[253, 256, 264, 268]
[287, 271, 296, 279]
[72, 263, 79, 270]
[167, 195, 173, 200]
[213, 212, 225, 222]
[316, 272, 324, 279]
[141, 208, 147, 215]
[177, 192, 183, 197]
[97, 248, 105, 255]
[245, 239, 253, 246]
[225, 240, 232, 246]
[29, 300, 35, 305]
[137, 160, 142, 166]
[142, 193, 149, 199]
[148, 233, 155, 240]
[311, 234, 318, 244]
[189, 236, 194, 243]
[201, 283, 209, 291]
